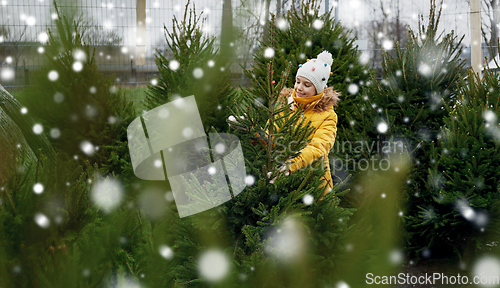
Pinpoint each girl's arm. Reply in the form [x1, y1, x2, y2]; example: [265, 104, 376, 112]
[286, 111, 337, 172]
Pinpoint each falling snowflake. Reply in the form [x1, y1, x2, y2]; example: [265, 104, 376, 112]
[198, 249, 230, 282]
[159, 245, 174, 259]
[347, 84, 359, 94]
[103, 20, 113, 30]
[305, 40, 312, 47]
[302, 194, 314, 205]
[208, 166, 217, 175]
[169, 60, 180, 71]
[53, 92, 64, 103]
[33, 124, 43, 134]
[26, 16, 36, 26]
[208, 60, 215, 67]
[276, 18, 288, 30]
[37, 32, 48, 43]
[50, 128, 61, 138]
[377, 122, 388, 133]
[73, 49, 86, 62]
[90, 178, 124, 213]
[382, 40, 393, 50]
[359, 52, 370, 64]
[33, 183, 44, 194]
[20, 107, 28, 114]
[214, 143, 226, 154]
[85, 105, 97, 118]
[193, 68, 204, 79]
[80, 141, 95, 156]
[182, 127, 193, 138]
[138, 190, 167, 220]
[154, 159, 162, 168]
[456, 199, 474, 220]
[72, 61, 83, 72]
[164, 191, 175, 202]
[264, 47, 275, 58]
[1, 67, 15, 81]
[34, 213, 50, 228]
[419, 63, 431, 76]
[472, 256, 500, 287]
[150, 78, 158, 85]
[389, 249, 404, 265]
[421, 248, 431, 258]
[483, 110, 497, 123]
[244, 175, 255, 186]
[312, 19, 324, 30]
[48, 70, 59, 81]
[336, 281, 350, 288]
[265, 218, 305, 262]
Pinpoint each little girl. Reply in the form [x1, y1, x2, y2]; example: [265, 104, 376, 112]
[230, 51, 339, 198]
[280, 50, 339, 198]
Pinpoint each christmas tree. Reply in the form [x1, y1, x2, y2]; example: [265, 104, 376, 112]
[144, 0, 234, 133]
[247, 0, 372, 158]
[338, 0, 467, 256]
[159, 59, 354, 286]
[16, 2, 136, 177]
[407, 66, 500, 263]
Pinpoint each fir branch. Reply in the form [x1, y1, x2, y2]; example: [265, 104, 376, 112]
[2, 187, 17, 216]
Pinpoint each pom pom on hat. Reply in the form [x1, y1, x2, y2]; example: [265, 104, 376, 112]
[317, 50, 333, 66]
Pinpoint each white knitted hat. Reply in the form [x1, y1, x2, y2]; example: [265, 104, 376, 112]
[296, 50, 333, 94]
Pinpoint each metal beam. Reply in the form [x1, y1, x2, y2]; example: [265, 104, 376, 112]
[136, 0, 146, 66]
[470, 0, 482, 77]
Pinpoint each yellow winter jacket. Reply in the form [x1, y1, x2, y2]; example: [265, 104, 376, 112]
[280, 87, 339, 198]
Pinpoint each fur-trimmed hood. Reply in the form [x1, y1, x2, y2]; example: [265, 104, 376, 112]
[279, 87, 340, 112]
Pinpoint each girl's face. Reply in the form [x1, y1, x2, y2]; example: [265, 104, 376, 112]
[294, 76, 317, 98]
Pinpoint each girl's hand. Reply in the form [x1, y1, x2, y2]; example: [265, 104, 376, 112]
[227, 115, 247, 130]
[267, 165, 290, 184]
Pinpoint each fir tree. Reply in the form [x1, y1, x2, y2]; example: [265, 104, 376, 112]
[16, 3, 136, 177]
[162, 59, 354, 287]
[145, 0, 234, 133]
[407, 67, 500, 262]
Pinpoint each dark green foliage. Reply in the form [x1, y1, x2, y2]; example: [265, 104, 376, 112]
[17, 3, 136, 177]
[407, 67, 500, 261]
[338, 0, 467, 255]
[145, 1, 234, 133]
[0, 146, 171, 287]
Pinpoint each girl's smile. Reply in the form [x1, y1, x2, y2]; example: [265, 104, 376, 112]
[294, 76, 317, 97]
